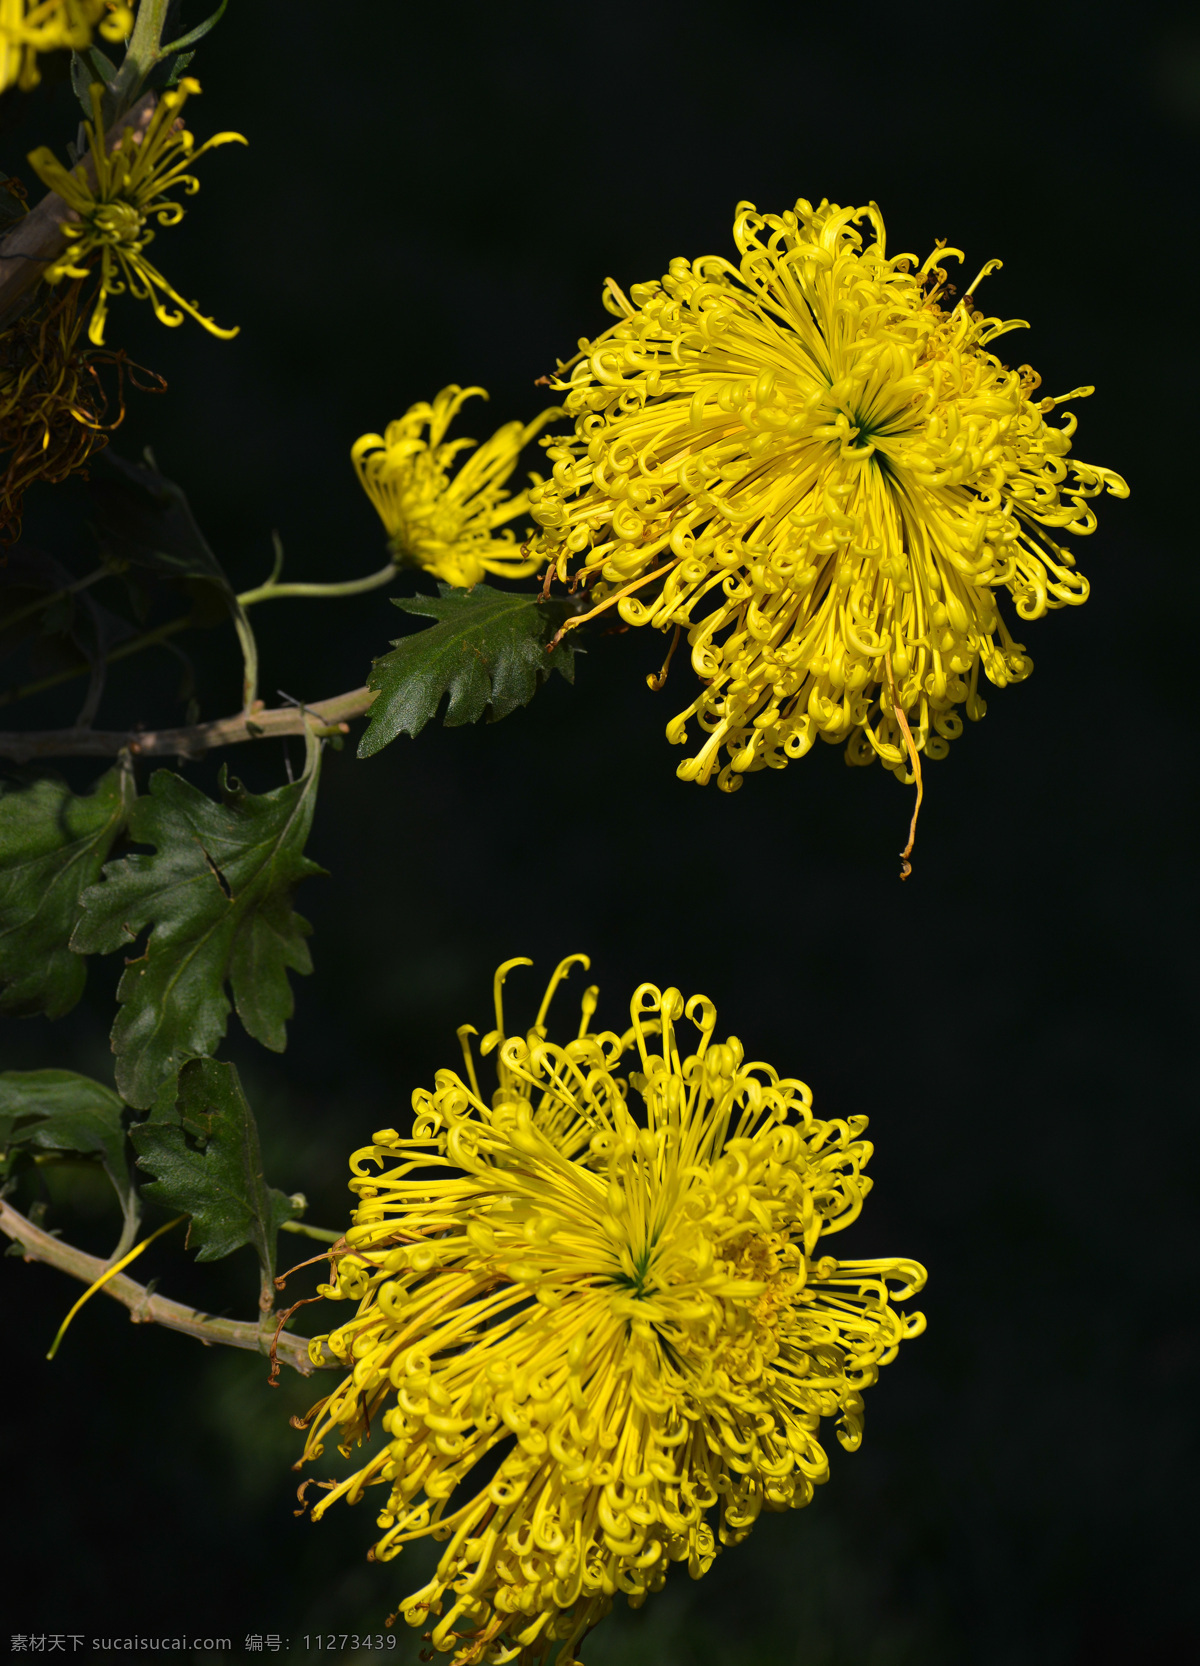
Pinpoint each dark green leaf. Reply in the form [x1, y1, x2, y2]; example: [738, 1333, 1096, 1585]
[131, 1057, 293, 1277]
[0, 763, 136, 1019]
[158, 49, 195, 89]
[0, 1069, 136, 1247]
[71, 755, 324, 1109]
[359, 584, 575, 758]
[70, 49, 118, 114]
[87, 453, 234, 599]
[159, 0, 229, 58]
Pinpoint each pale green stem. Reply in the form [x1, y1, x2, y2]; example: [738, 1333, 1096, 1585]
[31, 1151, 142, 1261]
[237, 562, 399, 610]
[280, 1219, 343, 1244]
[108, 0, 173, 115]
[228, 598, 260, 713]
[0, 615, 189, 711]
[3, 568, 108, 633]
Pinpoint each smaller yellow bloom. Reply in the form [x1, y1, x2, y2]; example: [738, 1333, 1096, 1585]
[0, 2, 133, 95]
[27, 77, 244, 346]
[352, 385, 561, 588]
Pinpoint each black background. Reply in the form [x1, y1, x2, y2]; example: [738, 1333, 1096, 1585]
[2, 2, 1197, 1661]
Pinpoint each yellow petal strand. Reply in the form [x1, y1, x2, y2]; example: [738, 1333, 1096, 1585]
[45, 1214, 186, 1360]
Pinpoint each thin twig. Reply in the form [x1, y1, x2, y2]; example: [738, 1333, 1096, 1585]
[0, 616, 191, 712]
[2, 568, 109, 633]
[0, 684, 377, 762]
[646, 625, 681, 692]
[0, 1198, 333, 1375]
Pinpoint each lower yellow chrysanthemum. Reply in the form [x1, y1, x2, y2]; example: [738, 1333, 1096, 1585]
[352, 386, 560, 588]
[0, 2, 132, 95]
[298, 957, 925, 1665]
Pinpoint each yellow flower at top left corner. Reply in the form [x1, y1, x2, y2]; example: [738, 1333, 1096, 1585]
[26, 76, 245, 346]
[1, 3, 134, 95]
[352, 385, 562, 589]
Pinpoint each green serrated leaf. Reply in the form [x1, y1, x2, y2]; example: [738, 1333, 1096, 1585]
[0, 1069, 137, 1253]
[0, 763, 136, 1019]
[71, 754, 325, 1109]
[131, 1057, 292, 1280]
[359, 584, 575, 758]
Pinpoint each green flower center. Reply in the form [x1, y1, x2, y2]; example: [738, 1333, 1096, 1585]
[88, 201, 144, 249]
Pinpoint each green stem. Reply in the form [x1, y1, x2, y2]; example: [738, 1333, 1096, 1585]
[236, 562, 399, 610]
[3, 569, 109, 633]
[108, 0, 174, 116]
[228, 598, 260, 713]
[0, 615, 189, 711]
[280, 1219, 343, 1244]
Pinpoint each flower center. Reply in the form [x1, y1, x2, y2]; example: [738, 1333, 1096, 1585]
[88, 201, 144, 250]
[613, 1242, 655, 1299]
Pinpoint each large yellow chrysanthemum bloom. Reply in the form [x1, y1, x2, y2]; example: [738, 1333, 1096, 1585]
[352, 386, 560, 589]
[529, 199, 1128, 792]
[0, 1, 132, 94]
[297, 956, 925, 1666]
[27, 78, 244, 346]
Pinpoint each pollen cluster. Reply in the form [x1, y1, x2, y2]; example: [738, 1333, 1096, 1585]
[529, 199, 1127, 789]
[298, 957, 925, 1665]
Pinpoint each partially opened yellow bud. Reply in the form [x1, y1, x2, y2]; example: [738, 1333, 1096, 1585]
[352, 385, 560, 588]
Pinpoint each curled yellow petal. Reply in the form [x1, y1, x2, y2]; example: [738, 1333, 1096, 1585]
[45, 1213, 186, 1360]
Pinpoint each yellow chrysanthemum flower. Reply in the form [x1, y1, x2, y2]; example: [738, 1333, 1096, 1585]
[297, 956, 925, 1666]
[352, 386, 560, 589]
[529, 199, 1128, 793]
[27, 77, 244, 346]
[0, 1, 132, 94]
